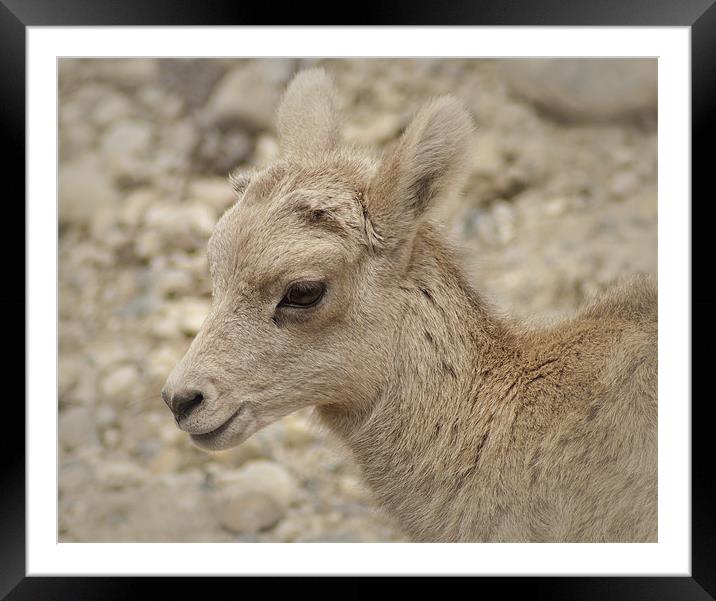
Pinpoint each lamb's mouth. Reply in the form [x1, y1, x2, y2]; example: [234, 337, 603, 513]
[189, 404, 247, 442]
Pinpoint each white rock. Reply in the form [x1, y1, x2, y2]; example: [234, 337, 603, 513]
[95, 405, 118, 429]
[91, 92, 133, 128]
[119, 189, 157, 229]
[138, 85, 183, 121]
[146, 345, 184, 385]
[188, 178, 237, 213]
[102, 428, 121, 449]
[469, 132, 503, 177]
[204, 60, 294, 131]
[89, 59, 159, 87]
[282, 414, 315, 447]
[215, 460, 299, 509]
[59, 155, 118, 227]
[100, 364, 140, 405]
[337, 475, 369, 503]
[100, 119, 154, 184]
[97, 461, 148, 489]
[151, 298, 211, 339]
[59, 461, 93, 495]
[60, 407, 98, 451]
[253, 134, 279, 167]
[344, 112, 404, 146]
[58, 355, 81, 401]
[154, 268, 195, 298]
[134, 230, 163, 260]
[213, 437, 269, 467]
[500, 59, 657, 122]
[543, 197, 570, 217]
[177, 298, 211, 336]
[148, 447, 182, 474]
[492, 201, 517, 245]
[219, 492, 285, 534]
[608, 170, 640, 199]
[142, 201, 216, 252]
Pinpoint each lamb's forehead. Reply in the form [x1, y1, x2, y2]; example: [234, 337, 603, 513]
[206, 162, 370, 273]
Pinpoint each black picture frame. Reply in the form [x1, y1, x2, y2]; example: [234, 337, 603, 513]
[6, 0, 713, 598]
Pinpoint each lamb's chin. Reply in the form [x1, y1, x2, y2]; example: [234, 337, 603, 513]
[189, 406, 261, 451]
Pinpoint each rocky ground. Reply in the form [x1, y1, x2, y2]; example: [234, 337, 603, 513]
[58, 58, 657, 542]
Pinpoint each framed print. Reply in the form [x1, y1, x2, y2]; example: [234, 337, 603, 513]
[8, 0, 713, 598]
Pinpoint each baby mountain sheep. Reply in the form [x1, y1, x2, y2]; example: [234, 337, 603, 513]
[163, 69, 657, 542]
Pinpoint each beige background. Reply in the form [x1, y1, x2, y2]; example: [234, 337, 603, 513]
[58, 58, 657, 542]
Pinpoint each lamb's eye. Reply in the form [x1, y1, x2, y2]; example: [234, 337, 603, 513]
[279, 281, 325, 308]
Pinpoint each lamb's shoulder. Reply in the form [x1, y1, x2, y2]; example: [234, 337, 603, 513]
[578, 273, 657, 326]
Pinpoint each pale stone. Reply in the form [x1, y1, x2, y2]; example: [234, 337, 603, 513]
[59, 155, 118, 227]
[148, 447, 182, 474]
[100, 119, 155, 184]
[253, 134, 279, 167]
[282, 414, 315, 447]
[100, 364, 140, 405]
[60, 407, 98, 451]
[500, 59, 657, 122]
[142, 202, 216, 252]
[219, 492, 285, 534]
[97, 461, 148, 489]
[204, 60, 295, 132]
[91, 92, 133, 128]
[215, 460, 299, 509]
[188, 178, 237, 213]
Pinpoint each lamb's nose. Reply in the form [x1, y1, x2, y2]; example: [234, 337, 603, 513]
[163, 388, 204, 418]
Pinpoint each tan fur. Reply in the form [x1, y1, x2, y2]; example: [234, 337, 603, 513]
[163, 69, 657, 542]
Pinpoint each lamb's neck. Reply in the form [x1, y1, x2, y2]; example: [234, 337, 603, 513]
[319, 230, 515, 538]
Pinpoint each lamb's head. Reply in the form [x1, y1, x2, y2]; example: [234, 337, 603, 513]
[162, 68, 473, 450]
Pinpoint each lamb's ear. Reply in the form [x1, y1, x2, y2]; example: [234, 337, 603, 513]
[228, 167, 256, 196]
[276, 68, 340, 158]
[367, 96, 473, 244]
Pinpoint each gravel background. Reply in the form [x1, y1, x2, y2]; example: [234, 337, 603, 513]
[58, 58, 657, 542]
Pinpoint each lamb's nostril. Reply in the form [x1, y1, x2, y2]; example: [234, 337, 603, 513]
[170, 390, 204, 418]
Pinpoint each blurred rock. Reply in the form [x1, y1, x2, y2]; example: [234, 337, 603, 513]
[89, 59, 159, 87]
[95, 405, 118, 429]
[151, 298, 211, 339]
[59, 155, 118, 227]
[148, 447, 182, 474]
[216, 460, 300, 509]
[338, 475, 369, 503]
[500, 59, 657, 123]
[154, 268, 195, 298]
[142, 202, 215, 253]
[100, 119, 155, 185]
[58, 355, 81, 402]
[196, 128, 252, 175]
[253, 134, 279, 167]
[492, 201, 517, 245]
[97, 461, 149, 489]
[119, 189, 156, 229]
[158, 58, 228, 110]
[100, 363, 140, 406]
[91, 92, 134, 128]
[188, 177, 237, 214]
[213, 437, 269, 467]
[60, 461, 93, 495]
[219, 492, 285, 534]
[282, 414, 316, 447]
[608, 170, 641, 200]
[203, 60, 296, 132]
[60, 407, 98, 451]
[344, 112, 404, 146]
[469, 132, 504, 178]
